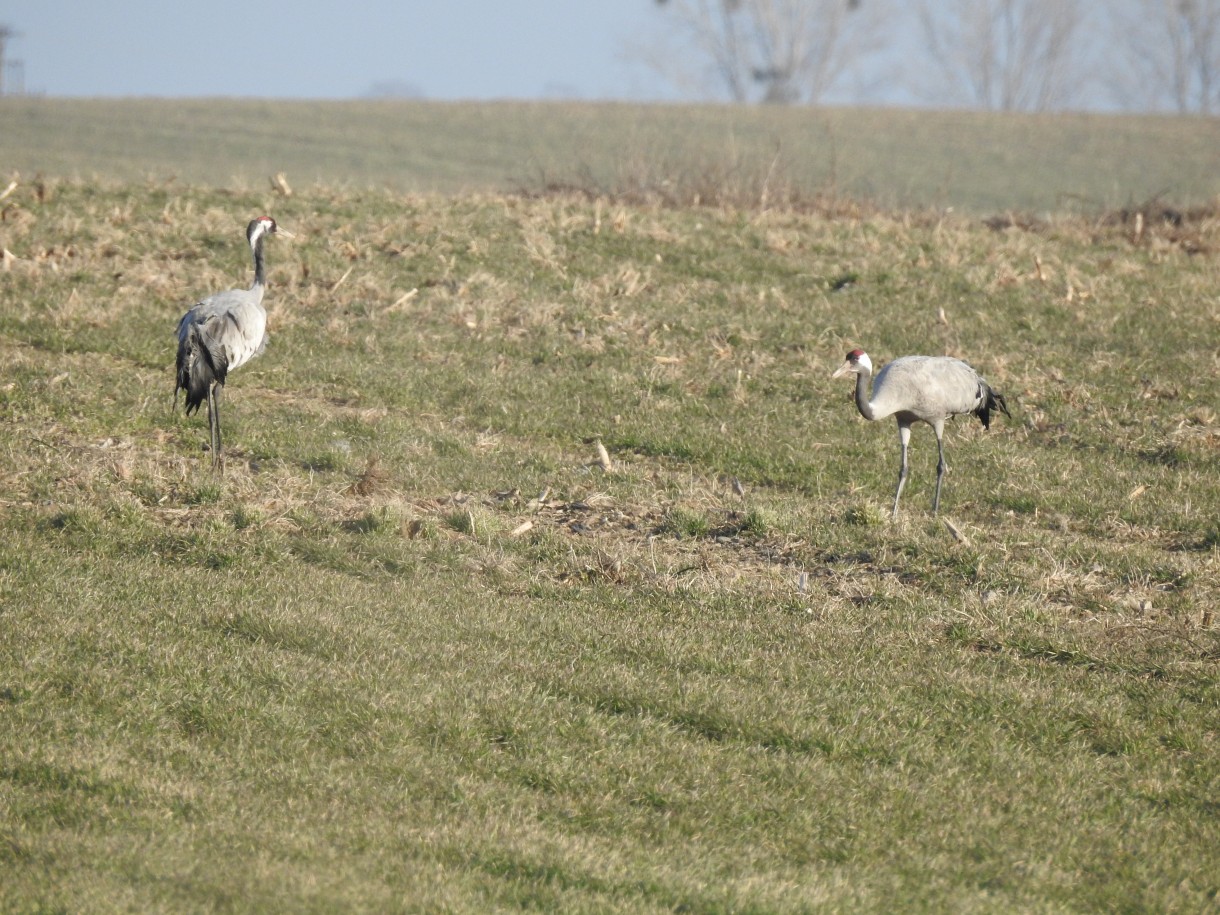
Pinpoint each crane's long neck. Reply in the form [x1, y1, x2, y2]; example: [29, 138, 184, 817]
[853, 368, 881, 422]
[250, 235, 267, 291]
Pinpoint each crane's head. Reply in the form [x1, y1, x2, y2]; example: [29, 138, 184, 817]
[831, 348, 872, 379]
[246, 216, 293, 247]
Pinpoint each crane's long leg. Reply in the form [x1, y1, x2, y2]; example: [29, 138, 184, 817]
[932, 421, 947, 515]
[207, 382, 223, 473]
[892, 422, 912, 519]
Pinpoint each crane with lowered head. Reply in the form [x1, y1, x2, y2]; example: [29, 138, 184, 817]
[832, 349, 1010, 518]
[174, 216, 291, 471]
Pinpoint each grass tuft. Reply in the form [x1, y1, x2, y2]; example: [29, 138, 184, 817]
[662, 506, 712, 539]
[842, 503, 886, 527]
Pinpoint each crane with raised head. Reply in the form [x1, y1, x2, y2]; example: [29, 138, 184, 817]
[832, 349, 1010, 518]
[174, 216, 291, 471]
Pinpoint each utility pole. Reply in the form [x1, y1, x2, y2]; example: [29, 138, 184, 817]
[0, 25, 18, 97]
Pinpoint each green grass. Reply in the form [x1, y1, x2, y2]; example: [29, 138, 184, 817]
[2, 97, 1220, 213]
[0, 174, 1218, 912]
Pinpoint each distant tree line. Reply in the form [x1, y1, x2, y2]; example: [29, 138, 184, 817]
[645, 0, 1220, 113]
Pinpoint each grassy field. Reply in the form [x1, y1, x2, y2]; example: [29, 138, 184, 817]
[3, 97, 1220, 213]
[1, 106, 1218, 911]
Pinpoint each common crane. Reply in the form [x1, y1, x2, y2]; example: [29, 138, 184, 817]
[174, 216, 290, 471]
[832, 349, 1010, 518]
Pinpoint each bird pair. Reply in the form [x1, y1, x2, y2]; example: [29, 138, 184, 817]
[174, 218, 1011, 517]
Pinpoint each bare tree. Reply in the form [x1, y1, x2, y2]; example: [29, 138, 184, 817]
[1110, 0, 1220, 113]
[916, 0, 1087, 111]
[646, 0, 889, 104]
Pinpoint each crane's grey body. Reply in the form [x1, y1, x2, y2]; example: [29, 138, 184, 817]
[833, 349, 1010, 518]
[175, 217, 286, 471]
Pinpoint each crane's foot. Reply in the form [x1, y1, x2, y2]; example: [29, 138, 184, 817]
[203, 445, 225, 474]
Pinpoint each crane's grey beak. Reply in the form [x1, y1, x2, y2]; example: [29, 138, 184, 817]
[275, 228, 296, 239]
[831, 360, 853, 379]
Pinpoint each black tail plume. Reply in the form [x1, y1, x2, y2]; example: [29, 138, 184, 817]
[973, 387, 1011, 430]
[175, 322, 228, 415]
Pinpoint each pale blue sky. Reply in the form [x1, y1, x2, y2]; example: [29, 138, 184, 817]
[0, 1, 680, 100]
[0, 2, 1158, 110]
